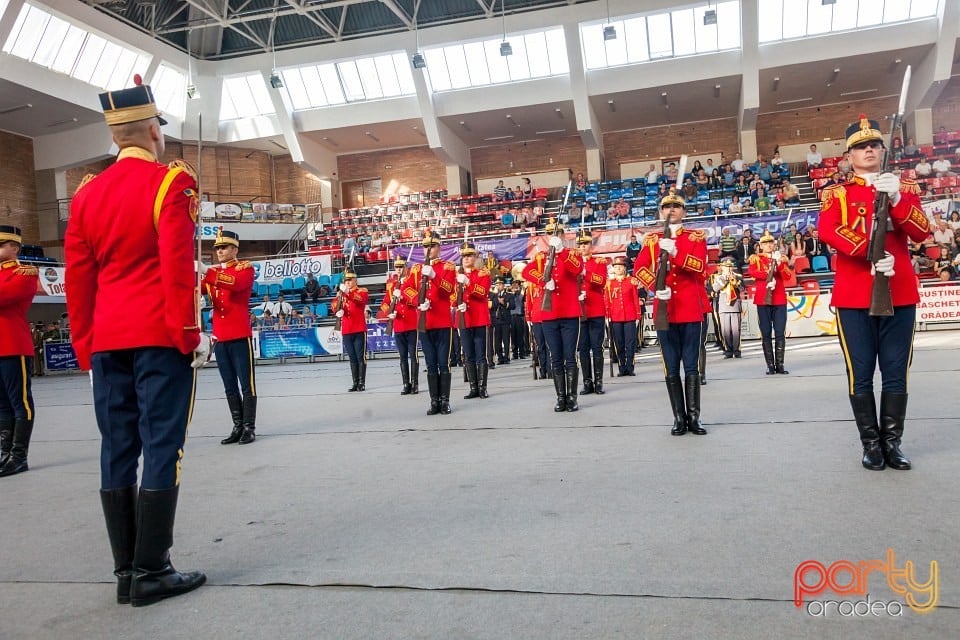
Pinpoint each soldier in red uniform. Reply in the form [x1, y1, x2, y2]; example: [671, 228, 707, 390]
[65, 78, 210, 606]
[747, 230, 793, 375]
[633, 190, 709, 435]
[456, 242, 492, 399]
[199, 229, 257, 445]
[525, 277, 550, 379]
[605, 256, 641, 377]
[0, 225, 39, 477]
[333, 267, 370, 392]
[523, 219, 583, 412]
[576, 230, 610, 395]
[402, 231, 457, 415]
[819, 114, 930, 471]
[383, 255, 419, 395]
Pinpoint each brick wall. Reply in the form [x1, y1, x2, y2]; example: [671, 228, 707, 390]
[336, 146, 446, 198]
[932, 75, 960, 133]
[470, 136, 587, 182]
[756, 96, 898, 154]
[0, 131, 38, 244]
[602, 119, 739, 179]
[65, 158, 114, 194]
[273, 154, 323, 205]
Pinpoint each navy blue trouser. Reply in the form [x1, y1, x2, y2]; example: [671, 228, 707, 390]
[756, 305, 787, 342]
[657, 322, 701, 378]
[214, 337, 256, 398]
[610, 321, 637, 374]
[543, 318, 580, 372]
[394, 329, 418, 371]
[91, 348, 195, 490]
[578, 316, 605, 361]
[462, 326, 488, 366]
[420, 328, 452, 375]
[836, 306, 915, 394]
[532, 322, 549, 372]
[343, 331, 366, 366]
[0, 355, 34, 421]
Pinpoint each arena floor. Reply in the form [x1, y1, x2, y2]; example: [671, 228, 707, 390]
[1, 332, 958, 639]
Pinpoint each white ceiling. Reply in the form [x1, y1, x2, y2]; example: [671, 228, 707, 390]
[590, 76, 743, 131]
[0, 79, 102, 138]
[299, 118, 428, 153]
[438, 101, 577, 147]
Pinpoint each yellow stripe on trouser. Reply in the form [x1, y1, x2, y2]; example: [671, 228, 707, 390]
[176, 366, 199, 487]
[835, 313, 856, 396]
[573, 318, 581, 371]
[20, 356, 32, 421]
[362, 332, 368, 364]
[905, 320, 915, 393]
[446, 328, 452, 369]
[247, 337, 257, 396]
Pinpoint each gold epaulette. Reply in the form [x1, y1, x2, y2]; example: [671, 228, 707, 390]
[168, 159, 198, 182]
[235, 260, 252, 270]
[595, 256, 609, 264]
[444, 261, 457, 271]
[685, 229, 706, 242]
[75, 173, 97, 195]
[15, 264, 38, 276]
[478, 267, 490, 276]
[749, 254, 760, 266]
[644, 234, 659, 247]
[900, 178, 921, 195]
[820, 183, 845, 204]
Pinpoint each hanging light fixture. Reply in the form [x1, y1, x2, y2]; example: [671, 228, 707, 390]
[603, 0, 616, 40]
[500, 0, 512, 56]
[411, 6, 426, 68]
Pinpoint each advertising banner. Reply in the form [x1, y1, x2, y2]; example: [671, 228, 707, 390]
[404, 236, 531, 263]
[44, 342, 79, 371]
[257, 323, 398, 358]
[250, 255, 332, 283]
[917, 285, 960, 323]
[35, 266, 66, 296]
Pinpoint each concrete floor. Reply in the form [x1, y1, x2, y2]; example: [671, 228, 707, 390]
[1, 332, 958, 639]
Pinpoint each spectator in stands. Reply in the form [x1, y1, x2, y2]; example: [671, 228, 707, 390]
[723, 164, 736, 186]
[727, 194, 744, 214]
[934, 126, 950, 146]
[915, 156, 932, 178]
[512, 186, 524, 200]
[682, 177, 698, 201]
[910, 240, 934, 273]
[890, 138, 903, 162]
[718, 227, 738, 260]
[948, 211, 960, 232]
[934, 245, 956, 281]
[657, 182, 670, 199]
[343, 234, 358, 258]
[260, 309, 276, 329]
[734, 174, 749, 196]
[933, 219, 956, 249]
[705, 158, 716, 172]
[740, 196, 755, 213]
[287, 311, 303, 328]
[249, 311, 258, 330]
[789, 228, 806, 263]
[581, 202, 594, 225]
[358, 233, 372, 253]
[709, 169, 723, 189]
[782, 223, 799, 248]
[694, 204, 707, 217]
[646, 164, 660, 184]
[754, 187, 771, 212]
[575, 172, 586, 190]
[625, 234, 642, 271]
[903, 137, 920, 158]
[522, 205, 538, 227]
[757, 160, 773, 183]
[611, 197, 630, 219]
[494, 180, 508, 200]
[731, 152, 746, 174]
[804, 225, 828, 262]
[301, 273, 321, 304]
[837, 151, 852, 174]
[806, 144, 823, 169]
[933, 154, 955, 177]
[666, 162, 679, 182]
[733, 232, 755, 272]
[771, 150, 784, 169]
[567, 203, 581, 226]
[594, 204, 607, 224]
[691, 160, 704, 176]
[782, 179, 801, 205]
[302, 306, 317, 327]
[275, 294, 294, 318]
[695, 169, 709, 188]
[255, 294, 274, 314]
[772, 190, 786, 211]
[521, 177, 533, 196]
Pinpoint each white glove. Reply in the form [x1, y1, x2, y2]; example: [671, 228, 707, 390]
[766, 279, 776, 290]
[195, 261, 209, 276]
[391, 288, 401, 300]
[191, 334, 213, 369]
[388, 312, 397, 319]
[418, 300, 431, 311]
[548, 236, 563, 249]
[339, 283, 349, 293]
[875, 173, 902, 205]
[658, 238, 678, 257]
[655, 287, 672, 301]
[335, 309, 345, 318]
[544, 279, 556, 291]
[578, 291, 586, 301]
[457, 303, 467, 313]
[772, 251, 782, 262]
[457, 273, 469, 285]
[873, 251, 896, 277]
[421, 264, 435, 279]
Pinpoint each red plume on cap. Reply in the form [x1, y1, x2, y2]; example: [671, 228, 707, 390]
[133, 74, 143, 86]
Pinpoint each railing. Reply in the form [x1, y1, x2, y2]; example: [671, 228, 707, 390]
[277, 202, 324, 256]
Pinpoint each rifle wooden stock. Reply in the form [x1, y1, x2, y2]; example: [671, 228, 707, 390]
[333, 290, 344, 331]
[384, 289, 399, 336]
[867, 189, 895, 317]
[577, 271, 586, 319]
[653, 213, 674, 331]
[540, 240, 558, 312]
[457, 268, 467, 333]
[763, 256, 776, 306]
[417, 257, 430, 333]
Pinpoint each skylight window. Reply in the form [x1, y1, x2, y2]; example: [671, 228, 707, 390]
[281, 53, 414, 110]
[152, 64, 187, 120]
[2, 2, 150, 90]
[758, 0, 940, 43]
[220, 74, 276, 121]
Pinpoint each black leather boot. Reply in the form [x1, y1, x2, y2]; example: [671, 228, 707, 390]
[478, 363, 489, 399]
[129, 487, 206, 607]
[666, 376, 687, 436]
[399, 358, 412, 395]
[879, 392, 911, 470]
[426, 373, 440, 415]
[684, 375, 707, 435]
[565, 368, 579, 412]
[593, 356, 605, 395]
[220, 395, 244, 445]
[358, 362, 367, 391]
[464, 363, 479, 399]
[0, 418, 32, 476]
[347, 360, 359, 392]
[439, 372, 452, 415]
[0, 418, 12, 468]
[775, 338, 789, 374]
[849, 394, 884, 470]
[553, 371, 567, 412]
[238, 396, 257, 445]
[410, 363, 419, 394]
[762, 339, 776, 375]
[580, 357, 594, 395]
[100, 485, 137, 604]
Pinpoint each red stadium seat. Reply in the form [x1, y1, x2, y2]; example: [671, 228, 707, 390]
[792, 256, 810, 273]
[801, 280, 820, 294]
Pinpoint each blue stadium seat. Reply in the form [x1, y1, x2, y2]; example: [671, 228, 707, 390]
[252, 308, 263, 317]
[255, 283, 267, 297]
[317, 275, 331, 288]
[811, 256, 830, 272]
[316, 303, 329, 317]
[293, 276, 306, 291]
[281, 277, 295, 293]
[268, 283, 281, 297]
[330, 273, 343, 287]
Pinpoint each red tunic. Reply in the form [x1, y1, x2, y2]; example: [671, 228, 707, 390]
[203, 259, 254, 342]
[525, 279, 545, 323]
[747, 254, 792, 306]
[401, 259, 457, 330]
[605, 275, 641, 322]
[521, 248, 583, 320]
[462, 267, 491, 328]
[633, 228, 708, 324]
[65, 147, 200, 370]
[381, 276, 419, 333]
[581, 256, 609, 318]
[333, 286, 369, 335]
[818, 177, 929, 308]
[0, 260, 38, 357]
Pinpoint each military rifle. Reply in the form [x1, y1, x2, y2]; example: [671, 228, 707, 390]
[541, 180, 574, 312]
[384, 244, 414, 336]
[654, 155, 687, 331]
[334, 245, 356, 332]
[416, 234, 432, 333]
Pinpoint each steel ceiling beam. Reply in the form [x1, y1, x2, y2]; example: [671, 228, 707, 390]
[282, 0, 340, 40]
[379, 0, 412, 28]
[179, 0, 269, 51]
